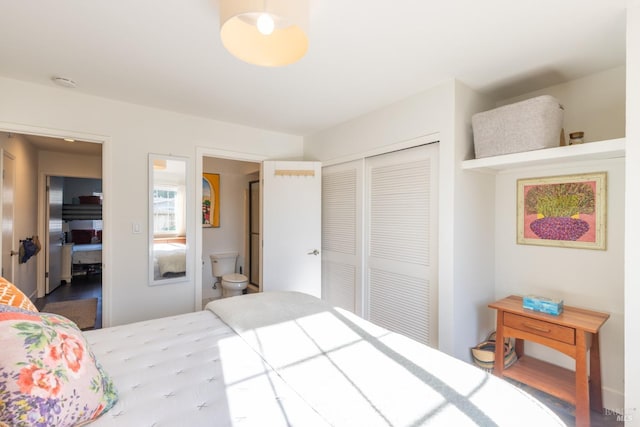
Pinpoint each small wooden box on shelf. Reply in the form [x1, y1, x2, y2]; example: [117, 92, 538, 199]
[489, 295, 609, 427]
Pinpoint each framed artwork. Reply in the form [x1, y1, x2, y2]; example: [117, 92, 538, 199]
[517, 172, 606, 250]
[202, 173, 220, 228]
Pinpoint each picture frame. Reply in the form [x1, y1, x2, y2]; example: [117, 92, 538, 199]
[202, 173, 220, 228]
[517, 172, 606, 250]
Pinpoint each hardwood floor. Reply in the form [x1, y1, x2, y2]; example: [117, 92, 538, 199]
[35, 273, 102, 329]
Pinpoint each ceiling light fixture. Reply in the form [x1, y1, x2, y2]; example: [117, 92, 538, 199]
[63, 138, 76, 142]
[153, 159, 167, 170]
[219, 0, 309, 67]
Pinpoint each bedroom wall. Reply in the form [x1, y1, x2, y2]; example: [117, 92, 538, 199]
[494, 160, 625, 408]
[304, 79, 497, 360]
[0, 132, 39, 299]
[0, 76, 303, 326]
[201, 157, 259, 301]
[490, 69, 626, 409]
[496, 66, 626, 143]
[305, 66, 628, 393]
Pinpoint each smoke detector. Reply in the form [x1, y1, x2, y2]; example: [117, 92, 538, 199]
[52, 76, 77, 88]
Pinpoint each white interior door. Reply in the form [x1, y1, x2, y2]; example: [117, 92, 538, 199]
[46, 176, 64, 294]
[364, 144, 439, 347]
[261, 161, 321, 297]
[2, 151, 16, 280]
[321, 160, 363, 314]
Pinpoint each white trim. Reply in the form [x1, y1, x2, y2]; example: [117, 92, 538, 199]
[0, 121, 107, 144]
[194, 146, 268, 311]
[0, 149, 15, 282]
[320, 132, 440, 167]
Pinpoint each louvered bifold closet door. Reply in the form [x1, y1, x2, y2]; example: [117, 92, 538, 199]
[365, 144, 438, 347]
[321, 160, 362, 314]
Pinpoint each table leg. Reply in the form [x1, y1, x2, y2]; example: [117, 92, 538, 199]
[589, 332, 604, 413]
[494, 311, 505, 376]
[575, 330, 590, 427]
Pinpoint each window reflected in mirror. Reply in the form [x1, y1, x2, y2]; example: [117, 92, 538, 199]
[149, 155, 190, 285]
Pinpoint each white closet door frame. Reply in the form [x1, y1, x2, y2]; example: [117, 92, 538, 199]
[363, 143, 439, 347]
[321, 160, 363, 314]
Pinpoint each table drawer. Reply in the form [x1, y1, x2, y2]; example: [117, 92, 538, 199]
[504, 312, 575, 345]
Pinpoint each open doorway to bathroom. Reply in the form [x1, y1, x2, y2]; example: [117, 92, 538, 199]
[201, 156, 260, 308]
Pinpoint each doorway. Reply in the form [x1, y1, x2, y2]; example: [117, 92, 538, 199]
[200, 156, 260, 306]
[41, 175, 103, 327]
[0, 131, 105, 330]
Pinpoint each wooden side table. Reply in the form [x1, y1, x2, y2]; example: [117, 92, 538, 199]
[489, 295, 609, 427]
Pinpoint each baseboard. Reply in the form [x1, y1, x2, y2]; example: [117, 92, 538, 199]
[603, 386, 625, 416]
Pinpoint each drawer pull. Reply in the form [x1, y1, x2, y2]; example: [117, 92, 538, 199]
[523, 322, 551, 333]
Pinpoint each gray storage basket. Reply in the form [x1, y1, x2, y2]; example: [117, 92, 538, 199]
[472, 95, 564, 158]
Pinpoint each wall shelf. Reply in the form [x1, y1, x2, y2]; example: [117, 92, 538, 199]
[462, 138, 625, 173]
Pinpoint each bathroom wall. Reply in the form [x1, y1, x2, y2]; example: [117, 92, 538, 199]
[201, 157, 259, 300]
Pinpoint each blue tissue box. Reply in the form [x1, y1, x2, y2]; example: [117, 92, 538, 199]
[523, 295, 564, 316]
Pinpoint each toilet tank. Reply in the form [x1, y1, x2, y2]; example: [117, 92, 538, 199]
[210, 252, 238, 277]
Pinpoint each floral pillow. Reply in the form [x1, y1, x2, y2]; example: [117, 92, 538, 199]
[0, 304, 118, 427]
[0, 276, 38, 312]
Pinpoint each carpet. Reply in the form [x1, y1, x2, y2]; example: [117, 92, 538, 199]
[41, 298, 98, 330]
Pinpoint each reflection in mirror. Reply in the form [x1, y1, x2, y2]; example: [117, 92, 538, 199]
[149, 154, 190, 285]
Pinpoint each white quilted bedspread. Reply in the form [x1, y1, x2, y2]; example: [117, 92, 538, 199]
[83, 310, 328, 427]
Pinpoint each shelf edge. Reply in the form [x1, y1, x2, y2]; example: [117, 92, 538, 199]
[462, 138, 625, 173]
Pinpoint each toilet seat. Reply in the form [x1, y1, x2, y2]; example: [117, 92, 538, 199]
[222, 273, 248, 283]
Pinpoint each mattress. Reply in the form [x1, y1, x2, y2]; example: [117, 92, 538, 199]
[208, 292, 565, 427]
[84, 310, 328, 426]
[84, 292, 565, 426]
[154, 243, 187, 278]
[72, 243, 102, 264]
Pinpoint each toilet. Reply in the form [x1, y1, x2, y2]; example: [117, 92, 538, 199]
[210, 252, 249, 298]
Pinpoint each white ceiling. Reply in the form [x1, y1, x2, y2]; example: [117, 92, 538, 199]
[0, 0, 628, 136]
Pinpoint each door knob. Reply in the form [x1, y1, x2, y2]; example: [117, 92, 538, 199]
[307, 249, 320, 256]
[10, 250, 19, 256]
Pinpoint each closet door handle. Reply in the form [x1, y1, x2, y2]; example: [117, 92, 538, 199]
[307, 249, 320, 256]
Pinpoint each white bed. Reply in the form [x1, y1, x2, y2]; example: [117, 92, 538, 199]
[153, 242, 186, 279]
[72, 243, 102, 265]
[84, 292, 564, 426]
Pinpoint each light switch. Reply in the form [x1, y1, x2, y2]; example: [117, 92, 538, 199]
[132, 223, 141, 234]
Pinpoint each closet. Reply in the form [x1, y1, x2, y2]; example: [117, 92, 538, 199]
[322, 143, 439, 347]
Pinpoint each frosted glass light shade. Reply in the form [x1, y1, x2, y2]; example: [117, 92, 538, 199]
[219, 0, 309, 67]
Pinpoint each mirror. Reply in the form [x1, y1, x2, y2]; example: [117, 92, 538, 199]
[149, 154, 190, 285]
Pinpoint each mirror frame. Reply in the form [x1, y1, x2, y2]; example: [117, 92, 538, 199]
[148, 153, 191, 286]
